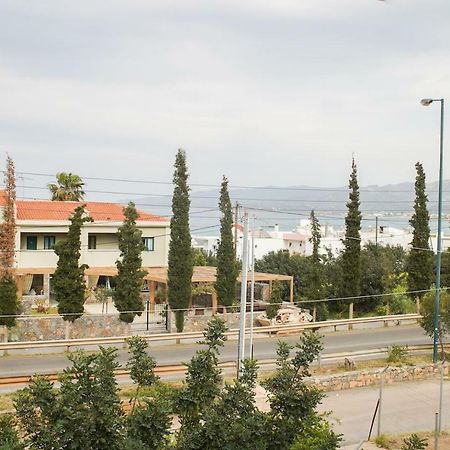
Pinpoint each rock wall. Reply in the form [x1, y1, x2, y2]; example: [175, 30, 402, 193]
[168, 310, 257, 333]
[307, 364, 448, 392]
[7, 315, 130, 341]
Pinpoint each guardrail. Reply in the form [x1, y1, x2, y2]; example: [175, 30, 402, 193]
[0, 313, 421, 352]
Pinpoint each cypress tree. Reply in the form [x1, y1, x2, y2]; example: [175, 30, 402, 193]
[340, 159, 362, 311]
[168, 149, 193, 332]
[406, 162, 433, 300]
[306, 210, 324, 299]
[305, 210, 328, 320]
[214, 176, 238, 308]
[113, 202, 146, 323]
[53, 205, 92, 322]
[0, 156, 19, 328]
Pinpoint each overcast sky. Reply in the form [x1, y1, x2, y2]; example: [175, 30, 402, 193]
[1, 0, 450, 201]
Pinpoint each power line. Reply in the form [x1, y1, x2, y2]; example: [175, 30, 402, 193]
[14, 170, 450, 194]
[16, 184, 450, 204]
[0, 286, 447, 319]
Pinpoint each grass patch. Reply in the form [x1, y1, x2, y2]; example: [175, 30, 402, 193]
[372, 431, 450, 449]
[0, 393, 17, 413]
[310, 354, 433, 376]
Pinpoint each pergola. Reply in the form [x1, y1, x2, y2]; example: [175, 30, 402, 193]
[142, 266, 294, 311]
[14, 266, 294, 311]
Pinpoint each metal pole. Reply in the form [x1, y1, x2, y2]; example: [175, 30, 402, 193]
[146, 298, 150, 331]
[435, 412, 439, 449]
[377, 370, 385, 437]
[375, 215, 378, 247]
[234, 202, 239, 259]
[433, 99, 444, 363]
[439, 363, 444, 433]
[237, 211, 249, 376]
[368, 399, 380, 441]
[249, 215, 256, 359]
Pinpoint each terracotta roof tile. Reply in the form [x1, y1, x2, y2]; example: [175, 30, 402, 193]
[16, 200, 167, 222]
[283, 232, 307, 241]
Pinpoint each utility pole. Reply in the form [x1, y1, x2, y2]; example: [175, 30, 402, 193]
[375, 216, 378, 247]
[420, 97, 445, 363]
[249, 215, 256, 359]
[234, 202, 239, 259]
[237, 211, 249, 377]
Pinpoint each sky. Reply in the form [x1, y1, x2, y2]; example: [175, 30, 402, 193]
[1, 0, 450, 202]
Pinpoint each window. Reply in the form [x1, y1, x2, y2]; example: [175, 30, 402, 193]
[44, 236, 56, 250]
[142, 237, 154, 251]
[88, 235, 97, 250]
[26, 236, 37, 250]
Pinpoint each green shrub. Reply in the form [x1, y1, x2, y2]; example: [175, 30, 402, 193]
[375, 434, 391, 449]
[387, 345, 409, 365]
[0, 415, 23, 450]
[401, 433, 427, 450]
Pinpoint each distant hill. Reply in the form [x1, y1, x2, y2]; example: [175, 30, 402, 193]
[133, 180, 450, 214]
[131, 180, 450, 232]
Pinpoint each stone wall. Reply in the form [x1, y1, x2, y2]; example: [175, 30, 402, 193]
[307, 364, 448, 392]
[168, 310, 258, 333]
[7, 315, 130, 341]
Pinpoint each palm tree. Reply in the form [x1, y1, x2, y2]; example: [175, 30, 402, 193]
[48, 172, 85, 201]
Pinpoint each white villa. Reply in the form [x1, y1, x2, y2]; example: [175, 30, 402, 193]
[0, 192, 170, 298]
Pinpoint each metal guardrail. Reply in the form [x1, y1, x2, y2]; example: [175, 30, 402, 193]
[0, 313, 421, 352]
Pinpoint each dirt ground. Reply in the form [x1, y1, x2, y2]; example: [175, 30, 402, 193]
[370, 431, 450, 449]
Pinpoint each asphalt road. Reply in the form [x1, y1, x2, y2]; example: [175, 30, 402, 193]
[319, 379, 450, 445]
[0, 323, 432, 378]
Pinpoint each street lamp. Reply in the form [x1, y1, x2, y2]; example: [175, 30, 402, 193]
[421, 98, 445, 363]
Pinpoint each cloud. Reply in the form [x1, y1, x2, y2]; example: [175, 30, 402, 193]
[0, 0, 449, 194]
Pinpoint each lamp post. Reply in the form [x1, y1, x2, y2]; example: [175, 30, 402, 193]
[421, 98, 444, 363]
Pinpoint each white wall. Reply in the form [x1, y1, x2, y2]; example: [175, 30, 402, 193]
[15, 221, 170, 269]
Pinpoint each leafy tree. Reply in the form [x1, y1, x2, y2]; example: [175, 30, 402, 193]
[125, 398, 171, 450]
[113, 202, 146, 323]
[175, 317, 227, 448]
[125, 336, 158, 409]
[340, 158, 362, 312]
[193, 248, 218, 267]
[215, 176, 238, 308]
[10, 317, 340, 450]
[289, 416, 341, 450]
[266, 280, 284, 319]
[184, 358, 267, 450]
[53, 205, 92, 322]
[420, 289, 450, 358]
[125, 337, 171, 449]
[360, 244, 410, 315]
[406, 162, 434, 301]
[0, 156, 18, 328]
[262, 331, 338, 450]
[48, 172, 85, 201]
[359, 243, 385, 312]
[439, 248, 450, 289]
[192, 248, 207, 266]
[15, 348, 125, 450]
[0, 415, 23, 450]
[168, 149, 193, 332]
[256, 250, 312, 300]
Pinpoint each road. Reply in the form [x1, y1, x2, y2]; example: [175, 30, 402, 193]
[0, 324, 432, 378]
[319, 379, 450, 445]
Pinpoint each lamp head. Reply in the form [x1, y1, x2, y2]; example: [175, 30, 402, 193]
[421, 98, 434, 106]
